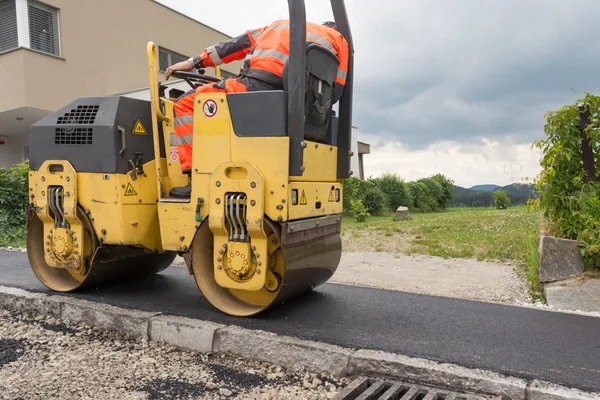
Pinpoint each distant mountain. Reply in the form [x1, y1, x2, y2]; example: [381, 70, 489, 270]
[469, 184, 501, 191]
[449, 183, 539, 208]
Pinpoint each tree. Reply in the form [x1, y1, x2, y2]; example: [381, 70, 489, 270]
[494, 190, 510, 209]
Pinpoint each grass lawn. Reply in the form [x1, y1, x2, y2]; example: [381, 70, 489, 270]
[342, 205, 542, 265]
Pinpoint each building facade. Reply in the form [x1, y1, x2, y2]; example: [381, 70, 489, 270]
[0, 0, 239, 167]
[0, 0, 369, 177]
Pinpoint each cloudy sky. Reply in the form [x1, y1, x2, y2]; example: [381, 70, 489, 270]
[158, 0, 600, 188]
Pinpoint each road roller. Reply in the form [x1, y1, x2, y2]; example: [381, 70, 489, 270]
[25, 0, 355, 316]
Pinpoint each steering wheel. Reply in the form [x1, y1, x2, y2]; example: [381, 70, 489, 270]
[171, 70, 222, 88]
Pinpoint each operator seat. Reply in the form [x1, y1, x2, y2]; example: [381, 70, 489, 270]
[283, 42, 341, 142]
[170, 168, 192, 198]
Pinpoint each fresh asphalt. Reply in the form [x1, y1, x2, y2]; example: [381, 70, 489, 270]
[1, 250, 599, 393]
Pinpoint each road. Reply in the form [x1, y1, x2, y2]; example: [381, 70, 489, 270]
[1, 250, 600, 393]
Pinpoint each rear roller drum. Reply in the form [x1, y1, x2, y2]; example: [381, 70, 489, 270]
[191, 217, 341, 317]
[27, 205, 176, 292]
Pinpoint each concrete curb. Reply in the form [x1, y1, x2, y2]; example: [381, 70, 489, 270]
[1, 285, 598, 400]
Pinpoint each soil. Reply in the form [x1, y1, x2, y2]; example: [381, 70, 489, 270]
[330, 252, 530, 305]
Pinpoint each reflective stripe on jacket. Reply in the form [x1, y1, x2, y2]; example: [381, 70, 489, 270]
[199, 20, 349, 91]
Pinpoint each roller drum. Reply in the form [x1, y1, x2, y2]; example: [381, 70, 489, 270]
[27, 205, 176, 293]
[191, 217, 341, 317]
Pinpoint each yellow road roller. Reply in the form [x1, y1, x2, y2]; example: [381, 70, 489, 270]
[25, 0, 354, 317]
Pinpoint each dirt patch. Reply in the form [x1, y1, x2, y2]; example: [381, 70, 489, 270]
[330, 252, 530, 305]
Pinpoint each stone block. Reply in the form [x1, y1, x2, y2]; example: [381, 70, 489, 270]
[544, 278, 600, 313]
[149, 315, 224, 353]
[214, 325, 351, 377]
[394, 206, 411, 221]
[539, 236, 584, 283]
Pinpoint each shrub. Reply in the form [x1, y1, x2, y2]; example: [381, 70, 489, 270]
[0, 160, 29, 247]
[430, 173, 455, 209]
[343, 177, 375, 215]
[417, 178, 442, 212]
[361, 186, 388, 216]
[349, 199, 369, 222]
[373, 173, 412, 212]
[406, 181, 430, 212]
[533, 92, 600, 267]
[494, 190, 510, 209]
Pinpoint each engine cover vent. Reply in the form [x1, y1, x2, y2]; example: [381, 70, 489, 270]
[57, 105, 100, 125]
[54, 127, 93, 145]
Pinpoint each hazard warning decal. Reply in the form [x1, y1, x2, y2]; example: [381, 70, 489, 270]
[328, 188, 335, 202]
[124, 183, 138, 196]
[299, 190, 307, 205]
[203, 99, 218, 117]
[133, 119, 147, 135]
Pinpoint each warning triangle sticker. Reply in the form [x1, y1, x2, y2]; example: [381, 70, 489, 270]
[133, 119, 147, 135]
[328, 189, 335, 202]
[300, 190, 307, 205]
[124, 183, 137, 196]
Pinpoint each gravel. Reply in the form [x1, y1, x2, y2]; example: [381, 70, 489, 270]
[0, 309, 349, 399]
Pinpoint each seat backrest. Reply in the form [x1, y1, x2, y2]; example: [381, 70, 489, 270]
[283, 42, 340, 142]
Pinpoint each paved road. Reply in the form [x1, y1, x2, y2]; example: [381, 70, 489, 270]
[1, 250, 600, 393]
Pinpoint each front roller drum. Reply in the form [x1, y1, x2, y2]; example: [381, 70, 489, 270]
[26, 206, 176, 292]
[191, 217, 341, 317]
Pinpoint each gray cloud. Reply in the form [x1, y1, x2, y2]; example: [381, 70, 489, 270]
[159, 0, 600, 152]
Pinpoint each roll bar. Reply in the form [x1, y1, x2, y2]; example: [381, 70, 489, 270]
[287, 0, 354, 178]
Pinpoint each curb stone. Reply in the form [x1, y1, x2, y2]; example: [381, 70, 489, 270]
[149, 314, 225, 352]
[1, 285, 600, 399]
[526, 380, 600, 400]
[214, 325, 352, 378]
[60, 297, 160, 340]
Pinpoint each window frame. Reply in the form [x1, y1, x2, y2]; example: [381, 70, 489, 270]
[27, 0, 61, 57]
[0, 0, 61, 57]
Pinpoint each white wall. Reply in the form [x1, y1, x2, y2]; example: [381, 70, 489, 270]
[0, 134, 29, 168]
[350, 126, 359, 178]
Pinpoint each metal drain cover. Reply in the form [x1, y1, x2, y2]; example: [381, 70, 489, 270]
[333, 377, 506, 400]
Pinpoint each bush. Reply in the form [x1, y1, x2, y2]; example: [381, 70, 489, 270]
[361, 186, 388, 216]
[494, 190, 510, 209]
[349, 199, 369, 222]
[430, 173, 455, 209]
[0, 160, 29, 247]
[406, 181, 430, 212]
[417, 178, 442, 212]
[343, 177, 375, 215]
[533, 92, 600, 267]
[372, 173, 412, 212]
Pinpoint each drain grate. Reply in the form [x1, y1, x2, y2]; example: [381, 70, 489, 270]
[333, 377, 503, 400]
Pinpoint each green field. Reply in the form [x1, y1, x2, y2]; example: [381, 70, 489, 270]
[342, 205, 542, 265]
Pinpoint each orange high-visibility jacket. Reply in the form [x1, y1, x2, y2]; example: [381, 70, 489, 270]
[198, 19, 349, 94]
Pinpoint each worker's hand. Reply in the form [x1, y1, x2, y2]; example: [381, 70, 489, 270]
[164, 60, 194, 80]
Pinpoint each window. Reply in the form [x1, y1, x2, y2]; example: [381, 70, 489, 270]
[0, 0, 18, 52]
[158, 46, 189, 72]
[28, 1, 59, 56]
[0, 0, 60, 56]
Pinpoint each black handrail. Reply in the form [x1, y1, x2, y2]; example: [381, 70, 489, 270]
[287, 0, 307, 176]
[331, 0, 354, 179]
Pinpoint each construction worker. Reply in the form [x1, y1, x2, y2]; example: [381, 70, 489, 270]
[164, 20, 349, 177]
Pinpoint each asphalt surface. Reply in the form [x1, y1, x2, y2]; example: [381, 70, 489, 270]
[1, 250, 600, 393]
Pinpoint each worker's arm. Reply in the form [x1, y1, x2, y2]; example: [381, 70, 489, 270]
[333, 36, 349, 103]
[164, 27, 266, 80]
[195, 27, 267, 69]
